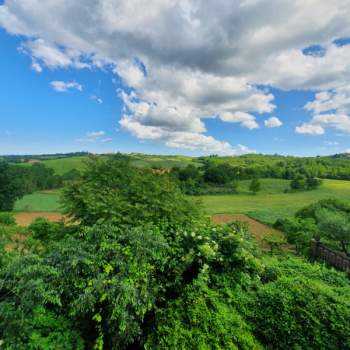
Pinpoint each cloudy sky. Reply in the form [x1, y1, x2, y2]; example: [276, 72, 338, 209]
[1, 0, 350, 156]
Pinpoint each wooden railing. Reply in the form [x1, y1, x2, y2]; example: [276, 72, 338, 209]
[311, 240, 350, 276]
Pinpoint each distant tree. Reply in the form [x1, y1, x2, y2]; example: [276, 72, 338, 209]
[0, 162, 25, 211]
[316, 208, 350, 256]
[203, 163, 235, 185]
[290, 176, 307, 191]
[306, 177, 322, 190]
[249, 178, 261, 194]
[231, 180, 239, 193]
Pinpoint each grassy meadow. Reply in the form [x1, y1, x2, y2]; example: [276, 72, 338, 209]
[16, 154, 199, 175]
[14, 178, 350, 226]
[200, 178, 350, 224]
[14, 191, 61, 212]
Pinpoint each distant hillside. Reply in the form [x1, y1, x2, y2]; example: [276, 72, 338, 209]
[5, 151, 350, 177]
[8, 152, 200, 175]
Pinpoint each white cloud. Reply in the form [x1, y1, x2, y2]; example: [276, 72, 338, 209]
[264, 116, 283, 128]
[76, 130, 109, 143]
[2, 0, 350, 152]
[119, 117, 253, 155]
[220, 112, 259, 129]
[325, 141, 339, 146]
[51, 81, 82, 92]
[31, 62, 42, 73]
[91, 95, 103, 104]
[296, 123, 325, 135]
[299, 86, 350, 135]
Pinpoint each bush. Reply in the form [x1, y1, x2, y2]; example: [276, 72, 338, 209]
[145, 276, 262, 350]
[252, 276, 350, 349]
[249, 178, 261, 193]
[0, 212, 16, 226]
[28, 218, 65, 241]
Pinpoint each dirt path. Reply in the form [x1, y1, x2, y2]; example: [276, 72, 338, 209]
[212, 213, 282, 241]
[15, 212, 66, 226]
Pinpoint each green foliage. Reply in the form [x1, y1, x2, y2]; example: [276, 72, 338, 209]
[62, 155, 201, 227]
[296, 198, 350, 220]
[274, 217, 317, 255]
[0, 212, 16, 226]
[231, 179, 239, 193]
[28, 218, 65, 241]
[145, 276, 262, 350]
[252, 275, 350, 349]
[249, 178, 261, 193]
[262, 233, 287, 255]
[290, 176, 322, 191]
[316, 207, 350, 256]
[0, 161, 26, 211]
[261, 255, 350, 287]
[4, 152, 350, 350]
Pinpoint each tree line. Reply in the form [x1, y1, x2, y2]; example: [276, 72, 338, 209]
[0, 161, 81, 211]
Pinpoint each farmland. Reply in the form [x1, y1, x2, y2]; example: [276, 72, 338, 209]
[14, 178, 350, 226]
[2, 154, 350, 349]
[200, 178, 350, 224]
[14, 191, 61, 212]
[15, 153, 199, 175]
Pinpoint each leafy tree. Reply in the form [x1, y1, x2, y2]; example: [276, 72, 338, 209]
[62, 155, 200, 227]
[0, 161, 25, 211]
[203, 163, 235, 184]
[290, 176, 307, 190]
[306, 177, 322, 190]
[316, 208, 350, 256]
[231, 179, 239, 193]
[263, 233, 287, 255]
[249, 178, 261, 194]
[274, 217, 317, 255]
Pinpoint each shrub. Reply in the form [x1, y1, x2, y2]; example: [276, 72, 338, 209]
[28, 218, 65, 241]
[0, 212, 16, 226]
[249, 178, 261, 193]
[145, 276, 262, 350]
[252, 276, 350, 349]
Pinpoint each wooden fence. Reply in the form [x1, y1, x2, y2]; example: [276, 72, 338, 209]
[311, 240, 350, 276]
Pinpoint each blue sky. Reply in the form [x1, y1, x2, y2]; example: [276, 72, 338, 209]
[1, 1, 350, 156]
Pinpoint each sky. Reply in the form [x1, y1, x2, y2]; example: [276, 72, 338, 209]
[1, 1, 350, 156]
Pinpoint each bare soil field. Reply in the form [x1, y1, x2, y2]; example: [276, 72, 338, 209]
[15, 212, 65, 226]
[212, 213, 282, 241]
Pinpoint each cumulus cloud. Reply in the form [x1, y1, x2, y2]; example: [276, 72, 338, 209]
[1, 0, 350, 152]
[51, 81, 82, 92]
[296, 123, 325, 135]
[298, 86, 350, 135]
[264, 116, 283, 128]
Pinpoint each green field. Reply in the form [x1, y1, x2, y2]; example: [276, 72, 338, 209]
[200, 178, 350, 224]
[17, 156, 88, 175]
[14, 191, 61, 212]
[15, 178, 350, 222]
[16, 154, 199, 175]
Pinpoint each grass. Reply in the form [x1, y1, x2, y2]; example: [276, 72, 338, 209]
[14, 178, 350, 225]
[14, 191, 62, 212]
[200, 178, 350, 224]
[16, 154, 200, 174]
